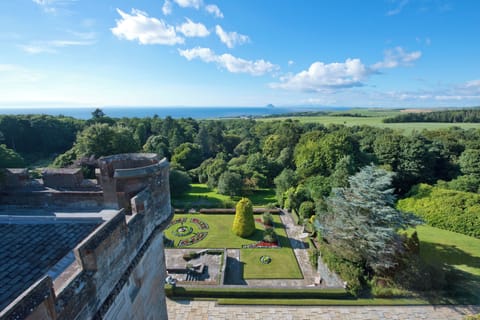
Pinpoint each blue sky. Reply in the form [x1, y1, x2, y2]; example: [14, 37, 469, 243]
[0, 0, 479, 108]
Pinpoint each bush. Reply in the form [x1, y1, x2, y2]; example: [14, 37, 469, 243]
[318, 243, 363, 295]
[232, 198, 255, 237]
[182, 251, 199, 261]
[262, 212, 274, 226]
[170, 169, 191, 197]
[308, 248, 319, 269]
[263, 227, 277, 243]
[370, 276, 410, 298]
[299, 201, 315, 219]
[217, 171, 243, 196]
[398, 184, 480, 238]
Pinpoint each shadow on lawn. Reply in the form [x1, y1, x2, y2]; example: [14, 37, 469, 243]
[420, 241, 480, 304]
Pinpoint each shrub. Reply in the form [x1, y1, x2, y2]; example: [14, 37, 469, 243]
[318, 243, 363, 295]
[263, 227, 277, 243]
[299, 201, 315, 219]
[308, 248, 319, 269]
[262, 212, 274, 226]
[232, 198, 255, 237]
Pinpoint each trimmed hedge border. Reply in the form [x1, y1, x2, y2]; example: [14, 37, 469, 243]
[197, 208, 281, 214]
[215, 298, 431, 306]
[166, 286, 350, 300]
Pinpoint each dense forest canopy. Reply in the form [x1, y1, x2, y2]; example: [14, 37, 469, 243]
[1, 110, 479, 198]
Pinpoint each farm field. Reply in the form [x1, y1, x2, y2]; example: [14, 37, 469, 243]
[260, 110, 480, 133]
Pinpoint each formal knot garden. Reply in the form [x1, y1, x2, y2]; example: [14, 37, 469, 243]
[164, 198, 304, 286]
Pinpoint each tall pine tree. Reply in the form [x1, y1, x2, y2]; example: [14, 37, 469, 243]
[317, 165, 420, 273]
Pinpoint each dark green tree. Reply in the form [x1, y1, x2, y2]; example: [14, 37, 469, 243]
[169, 169, 191, 197]
[217, 171, 243, 196]
[274, 168, 297, 206]
[0, 144, 25, 168]
[171, 142, 202, 170]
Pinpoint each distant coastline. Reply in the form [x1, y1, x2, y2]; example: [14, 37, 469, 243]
[0, 106, 351, 120]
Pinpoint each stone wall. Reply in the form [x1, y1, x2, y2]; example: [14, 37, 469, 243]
[0, 154, 172, 320]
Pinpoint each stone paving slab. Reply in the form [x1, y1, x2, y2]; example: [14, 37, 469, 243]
[167, 299, 480, 320]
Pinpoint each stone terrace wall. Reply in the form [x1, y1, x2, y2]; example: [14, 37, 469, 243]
[0, 155, 172, 320]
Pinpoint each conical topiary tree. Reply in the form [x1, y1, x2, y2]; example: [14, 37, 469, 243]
[232, 197, 255, 237]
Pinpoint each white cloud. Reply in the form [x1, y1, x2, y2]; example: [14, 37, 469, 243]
[162, 0, 173, 15]
[386, 0, 409, 16]
[20, 38, 95, 54]
[464, 79, 480, 90]
[178, 47, 278, 76]
[173, 0, 203, 9]
[205, 4, 223, 18]
[32, 0, 75, 13]
[176, 19, 210, 38]
[372, 47, 421, 69]
[215, 25, 249, 48]
[271, 58, 371, 92]
[111, 9, 184, 45]
[288, 60, 294, 66]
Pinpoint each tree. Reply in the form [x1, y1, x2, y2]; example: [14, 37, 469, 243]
[169, 169, 191, 197]
[232, 197, 255, 237]
[295, 131, 357, 178]
[274, 168, 297, 206]
[75, 123, 140, 158]
[459, 149, 480, 176]
[317, 165, 419, 273]
[0, 144, 24, 168]
[171, 142, 203, 170]
[217, 171, 243, 196]
[143, 134, 171, 159]
[299, 201, 315, 219]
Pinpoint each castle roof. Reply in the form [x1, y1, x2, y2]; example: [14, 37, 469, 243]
[0, 214, 103, 310]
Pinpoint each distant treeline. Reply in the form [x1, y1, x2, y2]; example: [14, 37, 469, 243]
[384, 107, 480, 123]
[261, 111, 329, 118]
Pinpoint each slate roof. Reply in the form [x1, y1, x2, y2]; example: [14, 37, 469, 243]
[0, 222, 100, 310]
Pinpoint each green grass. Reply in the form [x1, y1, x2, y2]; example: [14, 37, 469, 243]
[259, 115, 480, 133]
[241, 248, 303, 279]
[415, 225, 480, 276]
[165, 213, 290, 249]
[167, 286, 349, 299]
[172, 183, 276, 208]
[413, 225, 480, 303]
[216, 298, 430, 306]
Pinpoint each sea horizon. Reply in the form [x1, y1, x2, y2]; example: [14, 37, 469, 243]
[0, 105, 353, 120]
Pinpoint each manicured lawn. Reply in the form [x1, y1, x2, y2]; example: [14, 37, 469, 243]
[414, 225, 480, 303]
[415, 225, 480, 276]
[241, 248, 303, 279]
[165, 213, 290, 249]
[171, 183, 276, 208]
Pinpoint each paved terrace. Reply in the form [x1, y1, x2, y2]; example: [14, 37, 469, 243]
[167, 300, 480, 320]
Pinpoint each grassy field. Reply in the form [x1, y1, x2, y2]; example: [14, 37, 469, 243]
[241, 248, 303, 279]
[415, 225, 480, 303]
[171, 183, 276, 208]
[165, 213, 290, 249]
[260, 114, 480, 133]
[416, 225, 480, 276]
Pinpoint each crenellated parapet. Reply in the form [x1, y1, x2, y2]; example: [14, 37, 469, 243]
[0, 154, 172, 320]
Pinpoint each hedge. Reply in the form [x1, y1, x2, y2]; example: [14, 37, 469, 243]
[397, 184, 480, 238]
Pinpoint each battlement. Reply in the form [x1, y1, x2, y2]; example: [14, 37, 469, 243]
[0, 154, 172, 320]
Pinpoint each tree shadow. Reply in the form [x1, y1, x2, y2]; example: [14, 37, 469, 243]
[224, 256, 246, 285]
[420, 241, 480, 304]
